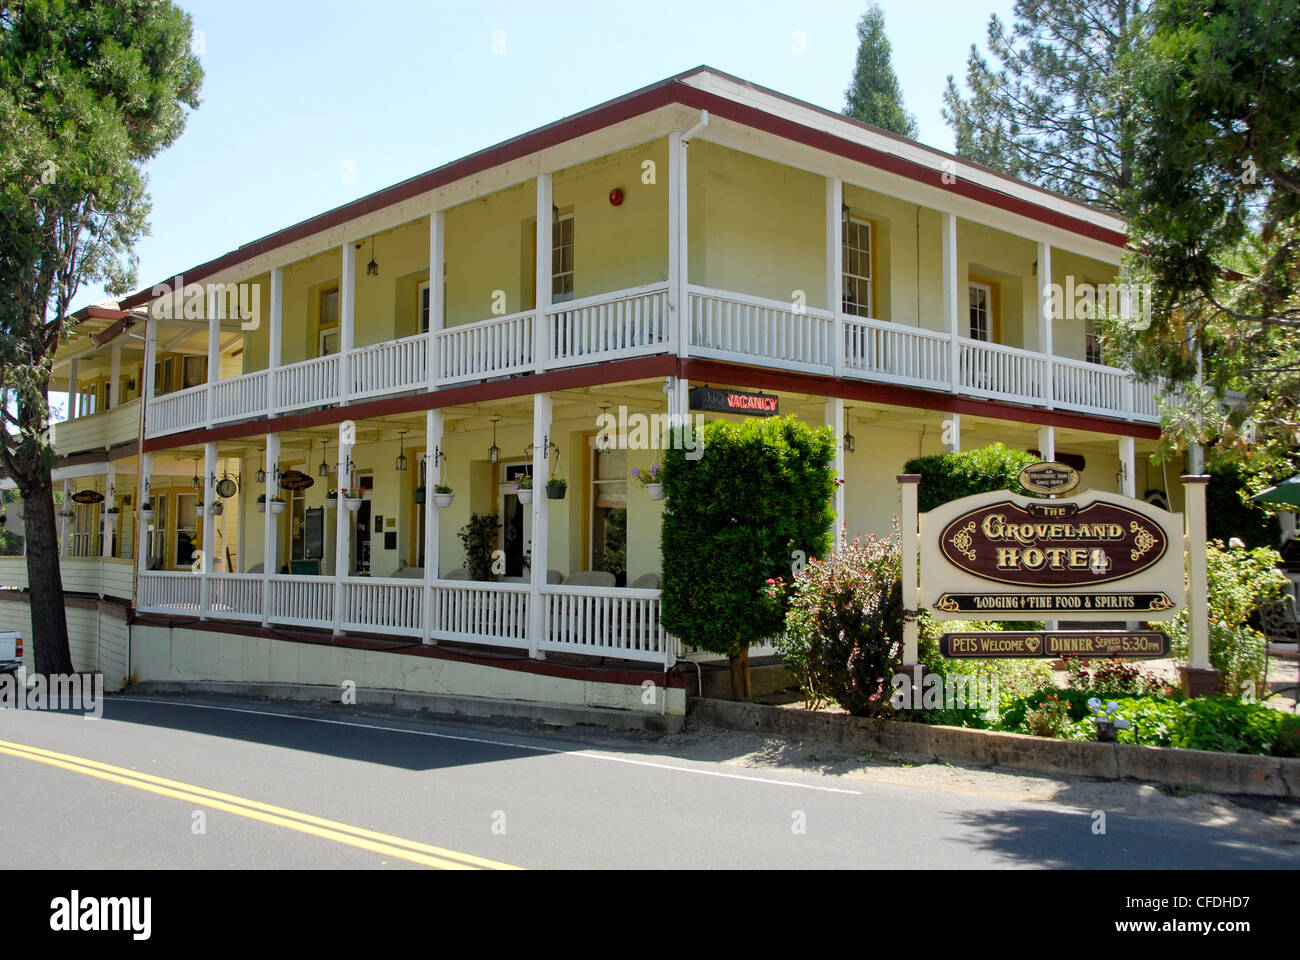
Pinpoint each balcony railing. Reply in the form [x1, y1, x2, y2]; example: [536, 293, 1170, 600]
[52, 398, 142, 456]
[142, 283, 1165, 439]
[137, 572, 678, 665]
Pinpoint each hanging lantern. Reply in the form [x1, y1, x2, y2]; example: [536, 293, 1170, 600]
[395, 430, 408, 472]
[319, 439, 331, 478]
[488, 417, 501, 464]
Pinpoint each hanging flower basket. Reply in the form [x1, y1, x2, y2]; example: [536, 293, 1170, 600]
[514, 474, 533, 504]
[209, 502, 224, 517]
[327, 491, 338, 510]
[633, 465, 664, 500]
[413, 485, 426, 505]
[645, 483, 665, 500]
[256, 495, 267, 514]
[433, 484, 454, 509]
[140, 504, 155, 521]
[516, 488, 533, 505]
[545, 478, 567, 500]
[340, 488, 362, 512]
[269, 498, 286, 515]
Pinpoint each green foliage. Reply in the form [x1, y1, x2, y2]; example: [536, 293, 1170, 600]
[1206, 463, 1281, 549]
[1107, 697, 1300, 756]
[904, 443, 1039, 512]
[776, 530, 903, 716]
[1023, 695, 1077, 738]
[1064, 657, 1170, 699]
[842, 2, 917, 137]
[457, 514, 499, 582]
[661, 416, 835, 660]
[1167, 539, 1287, 695]
[1117, 0, 1300, 476]
[942, 0, 1149, 211]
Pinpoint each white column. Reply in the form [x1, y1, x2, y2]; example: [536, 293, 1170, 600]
[1037, 241, 1055, 409]
[339, 243, 356, 405]
[1037, 425, 1055, 462]
[207, 289, 220, 422]
[669, 132, 690, 358]
[945, 412, 961, 453]
[1183, 475, 1211, 671]
[108, 345, 121, 411]
[826, 398, 845, 551]
[900, 474, 921, 665]
[332, 432, 353, 635]
[827, 177, 844, 376]
[942, 212, 960, 393]
[422, 408, 443, 645]
[61, 479, 72, 556]
[1118, 436, 1136, 498]
[261, 432, 279, 627]
[534, 174, 553, 374]
[199, 440, 216, 619]
[427, 211, 445, 389]
[68, 358, 79, 420]
[101, 462, 115, 561]
[138, 452, 153, 576]
[141, 315, 157, 432]
[528, 392, 552, 658]
[268, 266, 283, 415]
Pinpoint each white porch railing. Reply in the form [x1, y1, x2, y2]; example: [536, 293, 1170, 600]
[207, 573, 265, 622]
[212, 369, 269, 423]
[437, 310, 535, 385]
[1053, 357, 1130, 418]
[268, 575, 334, 629]
[689, 286, 834, 374]
[348, 332, 429, 401]
[959, 338, 1048, 404]
[539, 585, 676, 665]
[844, 316, 950, 390]
[341, 578, 424, 638]
[274, 354, 340, 414]
[148, 384, 208, 437]
[429, 579, 530, 647]
[137, 572, 200, 613]
[548, 282, 669, 368]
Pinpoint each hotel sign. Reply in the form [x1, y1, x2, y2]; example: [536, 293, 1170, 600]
[688, 386, 779, 416]
[940, 630, 1171, 659]
[1018, 461, 1080, 495]
[920, 490, 1184, 622]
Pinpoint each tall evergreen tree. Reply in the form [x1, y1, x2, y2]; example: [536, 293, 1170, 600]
[943, 0, 1149, 211]
[0, 1, 202, 674]
[843, 3, 918, 138]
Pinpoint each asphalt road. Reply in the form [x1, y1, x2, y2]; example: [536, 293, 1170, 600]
[2, 694, 1297, 870]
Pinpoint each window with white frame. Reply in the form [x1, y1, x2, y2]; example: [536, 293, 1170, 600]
[552, 214, 574, 303]
[1085, 315, 1103, 364]
[841, 217, 872, 318]
[418, 281, 430, 334]
[968, 282, 992, 342]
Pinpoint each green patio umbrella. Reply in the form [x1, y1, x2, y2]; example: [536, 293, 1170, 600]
[1251, 475, 1300, 507]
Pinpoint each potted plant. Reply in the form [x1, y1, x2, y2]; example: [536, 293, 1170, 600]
[106, 504, 120, 515]
[633, 464, 664, 500]
[326, 489, 338, 510]
[433, 484, 454, 508]
[59, 505, 74, 518]
[140, 500, 155, 520]
[269, 495, 286, 515]
[545, 476, 567, 500]
[413, 484, 426, 505]
[514, 474, 533, 505]
[256, 494, 267, 514]
[209, 500, 224, 517]
[341, 487, 362, 512]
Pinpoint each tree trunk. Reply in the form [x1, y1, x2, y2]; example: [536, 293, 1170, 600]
[728, 646, 752, 702]
[19, 475, 73, 675]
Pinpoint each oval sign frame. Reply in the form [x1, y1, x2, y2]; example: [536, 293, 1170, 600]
[71, 490, 105, 505]
[939, 499, 1169, 588]
[278, 469, 315, 492]
[1018, 461, 1081, 496]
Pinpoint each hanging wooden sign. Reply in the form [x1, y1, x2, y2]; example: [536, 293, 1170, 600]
[71, 490, 105, 505]
[278, 470, 314, 492]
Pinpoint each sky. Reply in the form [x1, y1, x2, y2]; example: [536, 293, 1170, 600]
[71, 0, 1017, 313]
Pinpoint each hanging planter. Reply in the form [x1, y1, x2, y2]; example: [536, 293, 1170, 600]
[140, 502, 155, 521]
[256, 495, 267, 514]
[633, 464, 664, 500]
[341, 488, 362, 512]
[327, 490, 338, 510]
[514, 474, 533, 505]
[209, 501, 224, 517]
[646, 483, 665, 500]
[545, 478, 567, 500]
[269, 497, 286, 515]
[433, 484, 454, 508]
[413, 485, 425, 505]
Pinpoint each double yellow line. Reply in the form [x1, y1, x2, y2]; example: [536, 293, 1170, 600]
[0, 737, 520, 870]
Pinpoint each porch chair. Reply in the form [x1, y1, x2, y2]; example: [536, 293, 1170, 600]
[442, 567, 470, 581]
[388, 565, 423, 579]
[547, 569, 564, 584]
[628, 572, 660, 590]
[246, 562, 264, 575]
[562, 570, 617, 588]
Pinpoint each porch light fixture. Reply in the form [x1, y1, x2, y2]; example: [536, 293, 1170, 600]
[552, 204, 559, 224]
[843, 408, 856, 454]
[191, 457, 201, 489]
[395, 431, 408, 472]
[488, 417, 501, 464]
[842, 203, 850, 225]
[319, 440, 331, 478]
[256, 448, 266, 485]
[366, 236, 378, 278]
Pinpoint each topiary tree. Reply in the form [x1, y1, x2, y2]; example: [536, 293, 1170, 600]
[661, 416, 835, 700]
[904, 442, 1039, 513]
[457, 514, 499, 582]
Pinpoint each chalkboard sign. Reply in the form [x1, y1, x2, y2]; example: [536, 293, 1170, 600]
[305, 506, 324, 560]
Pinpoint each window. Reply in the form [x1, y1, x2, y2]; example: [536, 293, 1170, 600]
[183, 355, 205, 389]
[552, 214, 574, 303]
[71, 502, 98, 558]
[842, 217, 873, 318]
[590, 448, 627, 581]
[418, 281, 430, 334]
[154, 357, 174, 397]
[319, 287, 340, 356]
[1085, 316, 1103, 364]
[968, 282, 992, 342]
[174, 493, 197, 570]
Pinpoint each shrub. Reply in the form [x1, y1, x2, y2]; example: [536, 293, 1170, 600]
[776, 530, 902, 717]
[1167, 539, 1287, 695]
[1110, 697, 1300, 756]
[1064, 657, 1170, 699]
[457, 514, 499, 581]
[903, 442, 1040, 512]
[663, 416, 835, 700]
[1024, 695, 1076, 738]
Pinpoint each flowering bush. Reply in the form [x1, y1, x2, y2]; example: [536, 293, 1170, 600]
[514, 474, 532, 490]
[1024, 695, 1075, 738]
[631, 465, 662, 487]
[1064, 657, 1169, 699]
[775, 529, 903, 716]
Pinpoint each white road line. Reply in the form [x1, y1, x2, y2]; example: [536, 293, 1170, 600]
[107, 696, 862, 796]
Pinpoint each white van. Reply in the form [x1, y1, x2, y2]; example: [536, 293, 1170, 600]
[0, 631, 22, 674]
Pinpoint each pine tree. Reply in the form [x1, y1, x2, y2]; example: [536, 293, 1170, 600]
[942, 0, 1149, 211]
[843, 3, 918, 138]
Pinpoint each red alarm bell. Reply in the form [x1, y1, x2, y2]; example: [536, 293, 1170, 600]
[608, 187, 624, 207]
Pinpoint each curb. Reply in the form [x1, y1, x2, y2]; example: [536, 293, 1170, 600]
[124, 680, 686, 735]
[687, 697, 1300, 798]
